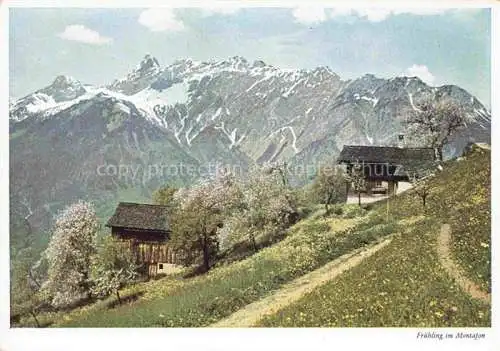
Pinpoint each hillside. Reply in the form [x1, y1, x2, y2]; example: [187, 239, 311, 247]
[16, 147, 490, 328]
[259, 146, 491, 327]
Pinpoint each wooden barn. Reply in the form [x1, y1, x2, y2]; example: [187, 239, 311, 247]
[337, 145, 437, 196]
[106, 202, 183, 277]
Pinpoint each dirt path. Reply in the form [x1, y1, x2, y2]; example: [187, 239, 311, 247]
[211, 237, 393, 327]
[437, 224, 491, 304]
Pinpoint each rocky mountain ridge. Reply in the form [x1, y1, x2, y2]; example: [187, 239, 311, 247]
[9, 54, 491, 240]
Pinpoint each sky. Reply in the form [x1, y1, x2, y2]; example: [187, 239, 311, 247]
[9, 7, 491, 107]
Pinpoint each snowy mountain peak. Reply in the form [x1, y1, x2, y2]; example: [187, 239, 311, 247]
[51, 75, 81, 88]
[227, 55, 248, 66]
[252, 60, 267, 68]
[39, 74, 86, 103]
[108, 54, 162, 95]
[227, 56, 249, 70]
[361, 73, 377, 80]
[136, 54, 161, 73]
[11, 56, 491, 153]
[169, 57, 203, 72]
[311, 66, 339, 80]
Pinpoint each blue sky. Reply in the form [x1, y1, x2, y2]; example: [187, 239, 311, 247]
[9, 7, 491, 107]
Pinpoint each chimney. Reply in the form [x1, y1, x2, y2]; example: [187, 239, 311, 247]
[397, 134, 405, 148]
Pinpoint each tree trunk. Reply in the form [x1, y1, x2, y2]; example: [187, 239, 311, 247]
[28, 269, 41, 289]
[82, 271, 92, 301]
[437, 147, 444, 161]
[281, 170, 287, 187]
[30, 310, 40, 328]
[250, 233, 258, 252]
[422, 195, 427, 208]
[280, 164, 288, 187]
[202, 235, 210, 273]
[116, 290, 121, 304]
[358, 191, 361, 207]
[325, 193, 333, 214]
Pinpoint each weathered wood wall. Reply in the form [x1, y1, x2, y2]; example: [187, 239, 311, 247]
[134, 242, 182, 264]
[112, 227, 168, 242]
[111, 227, 183, 265]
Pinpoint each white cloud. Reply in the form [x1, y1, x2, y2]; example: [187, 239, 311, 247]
[351, 8, 448, 22]
[293, 7, 449, 24]
[354, 9, 393, 22]
[292, 7, 327, 24]
[404, 64, 436, 85]
[200, 7, 241, 17]
[329, 8, 353, 16]
[450, 8, 483, 22]
[138, 8, 185, 32]
[58, 25, 112, 45]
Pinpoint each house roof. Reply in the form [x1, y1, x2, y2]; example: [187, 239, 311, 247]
[106, 202, 170, 232]
[338, 145, 436, 165]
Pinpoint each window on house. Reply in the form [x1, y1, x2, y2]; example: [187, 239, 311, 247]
[375, 181, 382, 187]
[159, 264, 163, 270]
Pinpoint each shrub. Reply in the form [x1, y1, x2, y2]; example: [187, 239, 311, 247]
[342, 205, 367, 219]
[333, 205, 344, 216]
[90, 236, 140, 304]
[310, 165, 347, 213]
[361, 203, 373, 211]
[10, 248, 47, 327]
[296, 206, 314, 219]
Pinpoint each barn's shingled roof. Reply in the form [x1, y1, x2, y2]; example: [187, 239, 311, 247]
[338, 145, 436, 164]
[106, 202, 170, 232]
[337, 145, 437, 177]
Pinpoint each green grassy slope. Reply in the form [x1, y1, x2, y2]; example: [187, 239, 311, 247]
[436, 150, 490, 292]
[258, 219, 490, 327]
[388, 147, 490, 291]
[258, 148, 491, 327]
[52, 208, 399, 327]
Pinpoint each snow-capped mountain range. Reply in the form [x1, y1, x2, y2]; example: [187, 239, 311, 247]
[11, 54, 490, 149]
[9, 54, 491, 236]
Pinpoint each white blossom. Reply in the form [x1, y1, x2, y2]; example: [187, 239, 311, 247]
[42, 201, 98, 307]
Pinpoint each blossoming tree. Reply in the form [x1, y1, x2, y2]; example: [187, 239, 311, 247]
[170, 171, 243, 272]
[43, 201, 99, 308]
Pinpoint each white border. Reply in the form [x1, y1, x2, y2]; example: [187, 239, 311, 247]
[1, 1, 497, 351]
[4, 0, 500, 8]
[490, 2, 499, 344]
